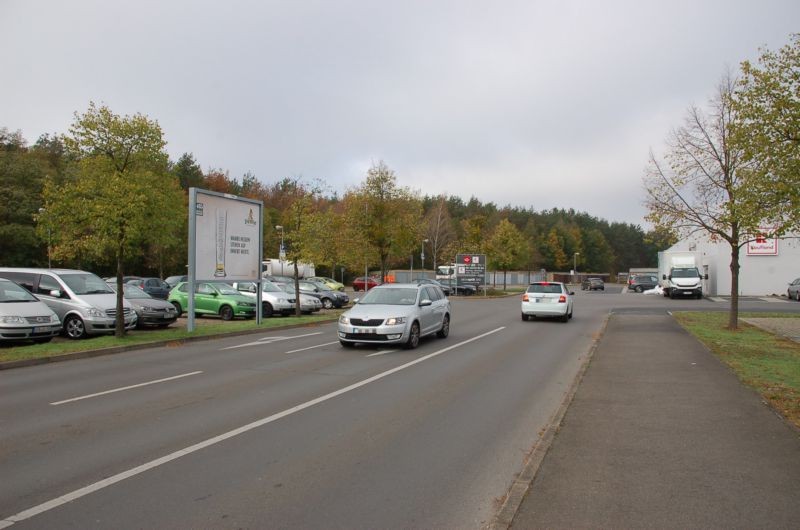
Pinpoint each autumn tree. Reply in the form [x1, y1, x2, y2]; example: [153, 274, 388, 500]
[644, 74, 758, 329]
[423, 195, 456, 271]
[486, 219, 529, 289]
[342, 161, 422, 281]
[40, 102, 184, 336]
[731, 34, 800, 231]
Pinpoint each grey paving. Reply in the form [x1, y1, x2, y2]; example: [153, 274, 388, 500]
[511, 313, 800, 529]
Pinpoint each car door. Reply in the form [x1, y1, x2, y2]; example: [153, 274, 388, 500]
[195, 283, 218, 314]
[418, 286, 442, 335]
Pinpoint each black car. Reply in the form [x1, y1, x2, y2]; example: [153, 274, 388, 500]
[410, 278, 451, 296]
[127, 277, 172, 300]
[298, 280, 350, 309]
[437, 277, 477, 295]
[581, 277, 605, 291]
[628, 274, 659, 293]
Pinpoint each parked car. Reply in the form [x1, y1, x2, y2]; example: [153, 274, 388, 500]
[108, 282, 178, 328]
[168, 282, 256, 320]
[521, 281, 574, 322]
[126, 277, 172, 300]
[298, 280, 350, 309]
[437, 277, 477, 295]
[164, 275, 188, 289]
[307, 276, 345, 292]
[410, 278, 451, 296]
[275, 282, 323, 313]
[581, 277, 605, 291]
[352, 276, 383, 291]
[0, 277, 62, 343]
[338, 283, 450, 349]
[788, 277, 800, 301]
[230, 281, 295, 317]
[628, 274, 659, 293]
[0, 267, 137, 339]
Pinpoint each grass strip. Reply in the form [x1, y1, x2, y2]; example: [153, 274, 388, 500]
[673, 311, 800, 429]
[0, 313, 339, 364]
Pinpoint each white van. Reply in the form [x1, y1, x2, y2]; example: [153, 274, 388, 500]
[0, 278, 62, 343]
[0, 268, 137, 339]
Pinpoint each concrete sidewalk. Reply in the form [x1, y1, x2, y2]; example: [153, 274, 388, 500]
[510, 314, 800, 529]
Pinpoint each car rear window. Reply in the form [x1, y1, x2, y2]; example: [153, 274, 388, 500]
[527, 283, 563, 294]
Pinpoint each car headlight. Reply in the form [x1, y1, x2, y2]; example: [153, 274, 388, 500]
[0, 315, 25, 324]
[339, 315, 350, 324]
[386, 317, 406, 325]
[87, 308, 105, 318]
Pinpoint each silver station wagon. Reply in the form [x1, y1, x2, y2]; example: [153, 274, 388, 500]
[338, 283, 450, 349]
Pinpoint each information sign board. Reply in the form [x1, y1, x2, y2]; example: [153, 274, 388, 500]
[455, 254, 486, 287]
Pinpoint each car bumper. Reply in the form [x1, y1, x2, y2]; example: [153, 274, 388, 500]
[521, 300, 569, 317]
[84, 314, 138, 334]
[137, 309, 179, 326]
[337, 322, 409, 344]
[0, 323, 62, 341]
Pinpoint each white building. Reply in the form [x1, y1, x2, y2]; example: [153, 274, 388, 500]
[665, 233, 800, 296]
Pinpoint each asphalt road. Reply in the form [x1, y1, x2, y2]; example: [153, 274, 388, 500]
[1, 287, 797, 528]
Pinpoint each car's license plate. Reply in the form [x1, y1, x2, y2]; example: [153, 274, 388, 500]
[354, 328, 376, 334]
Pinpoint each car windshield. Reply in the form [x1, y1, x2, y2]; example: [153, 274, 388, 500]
[0, 281, 39, 302]
[262, 282, 283, 293]
[62, 273, 114, 295]
[672, 268, 699, 278]
[121, 284, 151, 299]
[359, 287, 418, 305]
[528, 283, 564, 294]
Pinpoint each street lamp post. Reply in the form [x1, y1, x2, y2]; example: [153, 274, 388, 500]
[573, 252, 580, 284]
[421, 239, 429, 276]
[275, 225, 285, 260]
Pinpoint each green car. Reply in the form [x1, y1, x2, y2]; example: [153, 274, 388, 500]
[168, 282, 257, 320]
[307, 276, 345, 292]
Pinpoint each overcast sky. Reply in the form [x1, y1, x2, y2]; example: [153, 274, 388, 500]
[3, 1, 798, 226]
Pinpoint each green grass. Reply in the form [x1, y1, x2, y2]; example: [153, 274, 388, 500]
[673, 311, 800, 429]
[0, 313, 340, 364]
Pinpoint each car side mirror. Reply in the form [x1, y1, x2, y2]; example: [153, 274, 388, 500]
[569, 291, 575, 296]
[49, 289, 62, 298]
[662, 274, 667, 280]
[419, 299, 432, 307]
[353, 298, 360, 304]
[704, 274, 709, 280]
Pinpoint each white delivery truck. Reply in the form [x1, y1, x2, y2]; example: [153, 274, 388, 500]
[657, 251, 707, 299]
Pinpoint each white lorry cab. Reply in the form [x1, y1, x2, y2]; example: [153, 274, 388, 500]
[657, 251, 708, 299]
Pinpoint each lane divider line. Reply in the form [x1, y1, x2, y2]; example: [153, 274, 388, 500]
[50, 371, 204, 406]
[4, 326, 505, 528]
[285, 341, 340, 354]
[221, 331, 323, 350]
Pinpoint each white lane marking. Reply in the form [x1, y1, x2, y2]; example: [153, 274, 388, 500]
[366, 350, 398, 357]
[50, 372, 204, 406]
[759, 297, 787, 303]
[285, 341, 340, 353]
[221, 331, 323, 350]
[2, 326, 505, 528]
[709, 297, 726, 303]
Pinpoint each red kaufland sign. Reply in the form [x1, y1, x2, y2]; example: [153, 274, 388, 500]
[746, 232, 779, 256]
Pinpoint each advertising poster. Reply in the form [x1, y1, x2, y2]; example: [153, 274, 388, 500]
[193, 190, 262, 280]
[747, 230, 779, 256]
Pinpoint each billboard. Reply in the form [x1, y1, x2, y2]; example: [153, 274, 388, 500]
[190, 189, 262, 281]
[747, 230, 779, 256]
[455, 253, 486, 287]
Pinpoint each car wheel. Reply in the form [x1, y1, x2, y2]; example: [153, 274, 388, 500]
[560, 313, 569, 323]
[340, 340, 355, 348]
[437, 314, 450, 338]
[262, 302, 274, 317]
[64, 315, 87, 339]
[171, 301, 182, 317]
[796, 291, 800, 302]
[521, 313, 529, 321]
[322, 297, 334, 309]
[635, 286, 643, 293]
[219, 305, 234, 321]
[405, 321, 420, 349]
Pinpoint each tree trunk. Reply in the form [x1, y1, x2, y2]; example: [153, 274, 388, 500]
[728, 243, 740, 330]
[115, 250, 126, 337]
[294, 261, 302, 316]
[503, 270, 507, 291]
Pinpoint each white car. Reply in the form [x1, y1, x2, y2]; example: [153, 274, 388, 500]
[521, 281, 574, 322]
[0, 278, 62, 343]
[275, 282, 323, 313]
[231, 281, 295, 317]
[338, 283, 450, 349]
